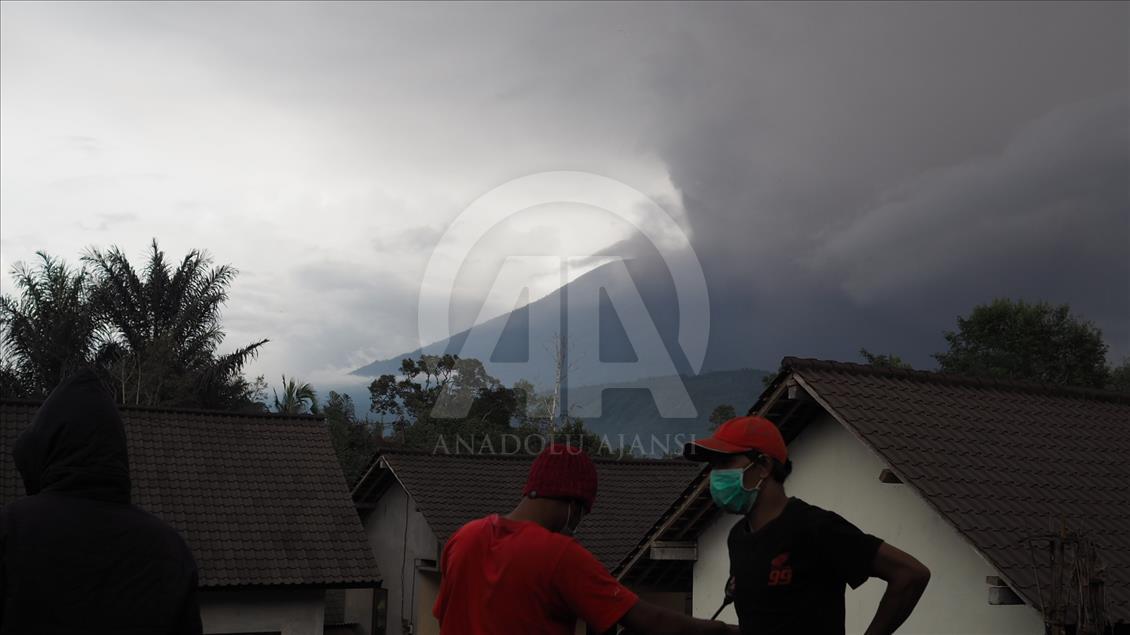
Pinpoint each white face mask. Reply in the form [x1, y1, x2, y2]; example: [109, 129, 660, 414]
[560, 502, 584, 537]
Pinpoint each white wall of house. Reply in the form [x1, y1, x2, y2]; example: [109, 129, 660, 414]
[415, 570, 442, 635]
[692, 411, 1046, 635]
[200, 589, 325, 635]
[342, 586, 378, 634]
[349, 479, 440, 635]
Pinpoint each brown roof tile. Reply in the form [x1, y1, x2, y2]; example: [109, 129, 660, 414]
[1, 400, 380, 588]
[778, 357, 1130, 622]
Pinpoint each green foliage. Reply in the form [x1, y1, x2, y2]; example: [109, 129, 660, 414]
[273, 375, 318, 414]
[760, 372, 778, 389]
[1107, 358, 1130, 394]
[369, 354, 516, 448]
[83, 240, 268, 408]
[370, 355, 610, 455]
[859, 348, 912, 369]
[540, 416, 616, 457]
[510, 379, 615, 456]
[242, 374, 271, 412]
[708, 403, 736, 430]
[513, 378, 555, 428]
[933, 299, 1110, 388]
[0, 241, 268, 408]
[0, 363, 25, 399]
[322, 390, 379, 485]
[0, 253, 100, 398]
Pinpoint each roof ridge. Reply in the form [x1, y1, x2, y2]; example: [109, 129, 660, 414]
[781, 357, 1130, 404]
[0, 399, 326, 421]
[1, 400, 378, 588]
[378, 446, 695, 466]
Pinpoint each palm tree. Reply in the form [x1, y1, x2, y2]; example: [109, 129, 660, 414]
[0, 253, 101, 398]
[273, 375, 317, 415]
[83, 239, 268, 407]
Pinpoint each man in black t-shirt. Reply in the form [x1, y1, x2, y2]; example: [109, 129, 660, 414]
[685, 416, 930, 635]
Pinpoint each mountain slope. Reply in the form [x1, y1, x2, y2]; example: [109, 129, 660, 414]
[570, 368, 772, 451]
[352, 255, 690, 387]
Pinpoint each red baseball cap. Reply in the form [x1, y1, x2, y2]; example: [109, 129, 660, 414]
[523, 443, 599, 512]
[683, 416, 787, 463]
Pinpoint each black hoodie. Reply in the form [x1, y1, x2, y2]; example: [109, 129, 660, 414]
[1, 370, 202, 634]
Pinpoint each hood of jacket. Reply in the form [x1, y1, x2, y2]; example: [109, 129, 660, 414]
[13, 369, 131, 503]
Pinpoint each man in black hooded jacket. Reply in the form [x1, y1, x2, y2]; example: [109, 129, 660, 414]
[1, 369, 202, 634]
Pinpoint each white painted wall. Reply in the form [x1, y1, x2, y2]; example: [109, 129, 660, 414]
[692, 412, 1045, 635]
[637, 590, 689, 614]
[200, 589, 325, 635]
[353, 479, 440, 635]
[415, 570, 442, 635]
[342, 586, 376, 633]
[694, 513, 742, 624]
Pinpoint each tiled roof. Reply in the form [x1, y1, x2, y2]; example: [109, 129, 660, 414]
[778, 357, 1130, 622]
[623, 357, 1130, 622]
[1, 400, 380, 589]
[356, 448, 702, 570]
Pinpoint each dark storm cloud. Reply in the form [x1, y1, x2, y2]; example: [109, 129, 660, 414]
[811, 97, 1127, 311]
[643, 2, 1130, 365]
[3, 1, 1126, 383]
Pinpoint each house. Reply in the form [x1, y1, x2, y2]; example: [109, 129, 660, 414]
[619, 357, 1130, 634]
[0, 400, 381, 635]
[341, 447, 704, 635]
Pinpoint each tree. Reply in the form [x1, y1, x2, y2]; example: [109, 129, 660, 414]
[242, 374, 271, 412]
[513, 377, 615, 455]
[83, 240, 268, 408]
[0, 356, 24, 399]
[709, 404, 736, 430]
[0, 253, 103, 399]
[369, 354, 518, 448]
[369, 355, 611, 454]
[859, 348, 912, 369]
[322, 391, 378, 484]
[273, 375, 318, 414]
[536, 416, 615, 457]
[513, 378, 562, 432]
[1107, 358, 1130, 394]
[543, 333, 579, 433]
[933, 299, 1110, 388]
[761, 372, 778, 389]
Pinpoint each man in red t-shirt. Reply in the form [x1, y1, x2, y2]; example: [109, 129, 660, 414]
[434, 443, 736, 635]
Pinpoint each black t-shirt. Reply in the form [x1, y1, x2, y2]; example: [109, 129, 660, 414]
[727, 497, 882, 635]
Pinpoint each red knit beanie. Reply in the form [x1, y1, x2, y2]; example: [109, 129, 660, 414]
[523, 443, 598, 512]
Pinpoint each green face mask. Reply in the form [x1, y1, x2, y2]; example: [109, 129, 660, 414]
[709, 463, 764, 514]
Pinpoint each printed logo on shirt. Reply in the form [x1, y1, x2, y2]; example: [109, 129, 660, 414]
[768, 552, 793, 586]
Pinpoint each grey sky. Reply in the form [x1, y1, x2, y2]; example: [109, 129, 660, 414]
[2, 2, 1127, 390]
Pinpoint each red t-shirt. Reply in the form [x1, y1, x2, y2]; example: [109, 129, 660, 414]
[433, 514, 640, 635]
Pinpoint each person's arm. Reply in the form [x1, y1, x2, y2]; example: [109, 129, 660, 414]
[554, 541, 736, 634]
[813, 508, 927, 633]
[619, 601, 738, 635]
[862, 543, 931, 635]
